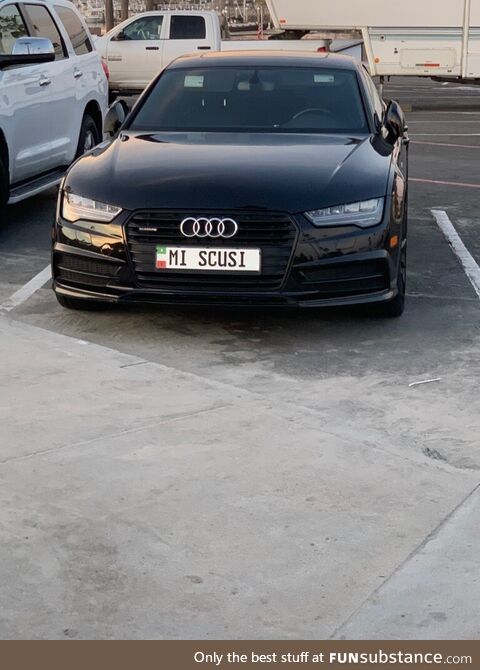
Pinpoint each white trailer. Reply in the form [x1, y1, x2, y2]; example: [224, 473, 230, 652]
[266, 0, 480, 81]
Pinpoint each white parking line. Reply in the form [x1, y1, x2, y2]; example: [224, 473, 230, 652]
[408, 120, 480, 123]
[411, 133, 480, 136]
[412, 141, 480, 149]
[431, 210, 480, 300]
[411, 177, 480, 189]
[413, 111, 480, 115]
[0, 265, 51, 314]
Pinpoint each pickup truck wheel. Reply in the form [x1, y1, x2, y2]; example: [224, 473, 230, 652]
[56, 294, 109, 311]
[0, 158, 8, 216]
[75, 114, 101, 159]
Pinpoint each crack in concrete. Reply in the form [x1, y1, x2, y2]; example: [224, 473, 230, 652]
[0, 403, 233, 466]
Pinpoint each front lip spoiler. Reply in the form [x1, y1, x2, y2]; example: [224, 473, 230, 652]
[53, 281, 397, 308]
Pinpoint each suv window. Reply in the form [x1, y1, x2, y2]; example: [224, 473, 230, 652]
[55, 5, 92, 55]
[0, 4, 28, 54]
[170, 15, 206, 40]
[23, 3, 66, 59]
[119, 16, 163, 41]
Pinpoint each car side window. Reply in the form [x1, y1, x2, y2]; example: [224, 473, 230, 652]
[119, 16, 163, 41]
[54, 5, 92, 56]
[23, 3, 66, 59]
[170, 15, 206, 40]
[0, 4, 28, 54]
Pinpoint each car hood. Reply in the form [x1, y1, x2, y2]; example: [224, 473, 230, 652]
[65, 132, 392, 213]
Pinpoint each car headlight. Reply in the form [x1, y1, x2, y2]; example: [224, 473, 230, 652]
[62, 192, 122, 223]
[305, 198, 384, 228]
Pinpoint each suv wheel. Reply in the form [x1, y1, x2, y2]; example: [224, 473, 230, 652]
[75, 113, 101, 159]
[0, 158, 8, 216]
[56, 294, 108, 311]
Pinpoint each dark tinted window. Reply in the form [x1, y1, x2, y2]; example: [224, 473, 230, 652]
[24, 4, 66, 59]
[170, 15, 206, 39]
[130, 67, 368, 134]
[0, 4, 28, 54]
[55, 5, 92, 55]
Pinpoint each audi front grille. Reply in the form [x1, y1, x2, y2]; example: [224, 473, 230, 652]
[126, 211, 298, 292]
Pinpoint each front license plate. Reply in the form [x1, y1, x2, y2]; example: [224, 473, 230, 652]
[155, 246, 261, 273]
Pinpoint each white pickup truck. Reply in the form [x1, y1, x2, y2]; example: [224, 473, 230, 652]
[95, 10, 335, 95]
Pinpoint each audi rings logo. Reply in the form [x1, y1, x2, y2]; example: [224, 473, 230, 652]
[180, 217, 239, 239]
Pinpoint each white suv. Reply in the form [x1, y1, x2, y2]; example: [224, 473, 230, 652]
[0, 0, 108, 214]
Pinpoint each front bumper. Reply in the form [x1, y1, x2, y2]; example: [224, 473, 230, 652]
[52, 205, 403, 309]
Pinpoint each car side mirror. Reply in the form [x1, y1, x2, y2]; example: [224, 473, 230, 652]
[0, 37, 55, 70]
[114, 30, 127, 41]
[104, 100, 128, 137]
[384, 100, 406, 144]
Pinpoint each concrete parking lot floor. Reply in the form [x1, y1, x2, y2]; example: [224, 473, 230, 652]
[1, 317, 478, 639]
[1, 79, 480, 639]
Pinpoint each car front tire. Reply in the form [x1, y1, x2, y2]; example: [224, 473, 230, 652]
[0, 158, 8, 218]
[376, 243, 406, 318]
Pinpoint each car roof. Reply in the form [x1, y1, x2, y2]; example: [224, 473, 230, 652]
[168, 51, 360, 71]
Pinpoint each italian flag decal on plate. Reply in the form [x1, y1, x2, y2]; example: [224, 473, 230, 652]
[156, 246, 167, 269]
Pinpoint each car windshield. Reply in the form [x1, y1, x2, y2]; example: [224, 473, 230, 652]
[129, 66, 369, 134]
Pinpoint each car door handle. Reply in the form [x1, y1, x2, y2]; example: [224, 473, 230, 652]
[197, 46, 211, 50]
[39, 76, 51, 86]
[73, 69, 83, 79]
[145, 46, 159, 50]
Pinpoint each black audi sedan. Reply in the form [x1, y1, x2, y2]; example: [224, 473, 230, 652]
[53, 51, 409, 316]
